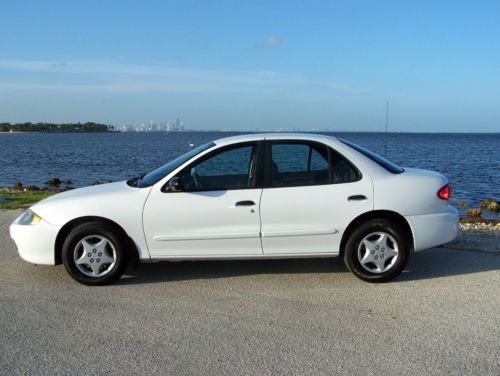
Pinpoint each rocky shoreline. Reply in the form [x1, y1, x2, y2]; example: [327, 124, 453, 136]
[459, 220, 500, 237]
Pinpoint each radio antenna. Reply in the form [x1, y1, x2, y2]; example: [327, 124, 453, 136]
[384, 100, 389, 157]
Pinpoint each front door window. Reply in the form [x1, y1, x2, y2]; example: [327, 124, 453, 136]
[181, 144, 257, 191]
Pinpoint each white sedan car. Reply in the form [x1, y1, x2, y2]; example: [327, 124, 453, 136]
[10, 133, 458, 285]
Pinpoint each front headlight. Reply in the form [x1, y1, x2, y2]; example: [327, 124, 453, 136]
[17, 210, 42, 225]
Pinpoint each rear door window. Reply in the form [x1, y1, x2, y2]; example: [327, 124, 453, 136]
[267, 141, 360, 187]
[269, 142, 330, 187]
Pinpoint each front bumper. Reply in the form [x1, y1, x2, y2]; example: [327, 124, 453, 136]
[405, 205, 459, 251]
[10, 214, 61, 265]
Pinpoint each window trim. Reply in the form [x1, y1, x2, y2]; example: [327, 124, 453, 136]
[328, 146, 362, 184]
[162, 141, 264, 193]
[263, 140, 362, 189]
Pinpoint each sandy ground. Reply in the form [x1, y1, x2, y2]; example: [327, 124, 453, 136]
[1, 209, 499, 375]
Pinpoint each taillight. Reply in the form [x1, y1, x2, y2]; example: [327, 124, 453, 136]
[437, 184, 451, 200]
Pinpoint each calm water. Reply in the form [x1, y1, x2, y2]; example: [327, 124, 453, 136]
[0, 132, 498, 213]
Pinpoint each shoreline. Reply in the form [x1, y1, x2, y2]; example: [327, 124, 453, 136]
[2, 130, 500, 134]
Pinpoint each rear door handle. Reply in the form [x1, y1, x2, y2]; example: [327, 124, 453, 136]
[235, 200, 256, 207]
[348, 195, 367, 201]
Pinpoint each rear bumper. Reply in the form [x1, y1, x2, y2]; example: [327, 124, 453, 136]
[9, 214, 60, 265]
[405, 205, 459, 251]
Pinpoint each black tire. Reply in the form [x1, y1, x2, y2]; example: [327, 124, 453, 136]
[62, 222, 128, 285]
[343, 219, 409, 283]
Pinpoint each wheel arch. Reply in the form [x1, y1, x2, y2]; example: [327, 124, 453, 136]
[54, 216, 139, 266]
[340, 210, 414, 256]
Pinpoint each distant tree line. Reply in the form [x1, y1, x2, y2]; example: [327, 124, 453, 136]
[0, 122, 113, 133]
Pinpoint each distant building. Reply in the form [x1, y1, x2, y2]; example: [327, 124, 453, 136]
[117, 119, 186, 132]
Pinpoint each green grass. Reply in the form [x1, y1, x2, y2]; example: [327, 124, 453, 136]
[0, 190, 57, 209]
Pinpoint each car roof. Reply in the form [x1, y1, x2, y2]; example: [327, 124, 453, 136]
[213, 133, 337, 146]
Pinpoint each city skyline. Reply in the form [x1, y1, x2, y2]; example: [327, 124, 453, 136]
[1, 1, 499, 133]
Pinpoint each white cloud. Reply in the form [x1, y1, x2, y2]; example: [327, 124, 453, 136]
[263, 36, 282, 48]
[0, 59, 362, 98]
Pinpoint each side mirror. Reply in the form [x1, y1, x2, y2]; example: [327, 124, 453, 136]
[167, 176, 182, 192]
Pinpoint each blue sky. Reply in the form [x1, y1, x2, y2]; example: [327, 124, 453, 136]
[1, 0, 499, 132]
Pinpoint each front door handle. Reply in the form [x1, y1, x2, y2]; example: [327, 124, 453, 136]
[348, 195, 367, 201]
[235, 200, 256, 207]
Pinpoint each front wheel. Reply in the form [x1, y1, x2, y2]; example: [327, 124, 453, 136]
[62, 222, 128, 285]
[344, 219, 409, 282]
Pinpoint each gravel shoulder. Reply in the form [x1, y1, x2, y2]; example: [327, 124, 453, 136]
[1, 209, 499, 375]
[443, 222, 500, 253]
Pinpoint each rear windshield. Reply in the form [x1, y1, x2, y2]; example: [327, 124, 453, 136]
[339, 139, 404, 174]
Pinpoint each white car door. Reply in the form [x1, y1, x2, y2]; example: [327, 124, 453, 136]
[260, 140, 373, 255]
[143, 142, 264, 258]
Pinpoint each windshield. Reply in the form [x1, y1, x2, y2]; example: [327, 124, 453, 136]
[339, 139, 404, 174]
[130, 142, 215, 187]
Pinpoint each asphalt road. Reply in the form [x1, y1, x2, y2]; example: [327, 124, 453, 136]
[1, 210, 499, 375]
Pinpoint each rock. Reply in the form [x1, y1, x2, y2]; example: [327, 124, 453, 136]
[12, 181, 23, 189]
[25, 185, 40, 191]
[456, 201, 468, 207]
[466, 208, 482, 218]
[480, 198, 494, 208]
[91, 180, 101, 186]
[62, 179, 73, 185]
[488, 201, 499, 212]
[44, 178, 62, 186]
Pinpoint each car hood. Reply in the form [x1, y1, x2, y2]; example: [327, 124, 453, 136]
[34, 181, 133, 205]
[30, 181, 151, 226]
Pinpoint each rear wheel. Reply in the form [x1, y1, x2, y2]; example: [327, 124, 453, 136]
[344, 219, 409, 282]
[62, 222, 128, 285]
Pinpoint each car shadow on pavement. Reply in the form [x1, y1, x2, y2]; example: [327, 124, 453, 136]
[117, 257, 349, 285]
[397, 248, 500, 282]
[116, 248, 500, 285]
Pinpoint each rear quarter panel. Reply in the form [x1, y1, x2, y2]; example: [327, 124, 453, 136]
[372, 168, 449, 216]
